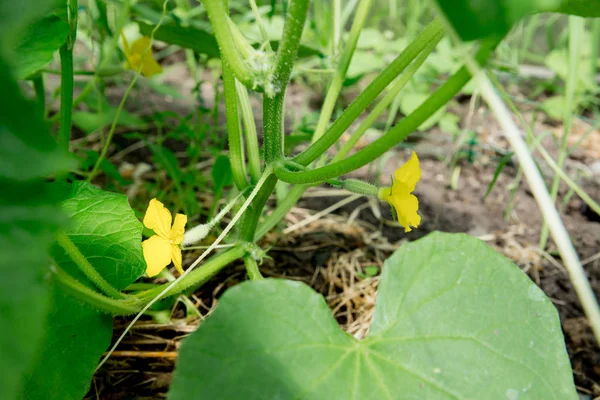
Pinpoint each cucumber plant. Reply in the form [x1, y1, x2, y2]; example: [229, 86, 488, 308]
[2, 0, 599, 399]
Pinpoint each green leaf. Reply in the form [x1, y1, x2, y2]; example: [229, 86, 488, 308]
[555, 0, 600, 17]
[19, 286, 112, 400]
[138, 21, 220, 58]
[0, 51, 72, 399]
[50, 181, 146, 290]
[435, 0, 561, 41]
[0, 182, 65, 400]
[483, 152, 514, 200]
[12, 14, 69, 79]
[211, 155, 234, 193]
[0, 0, 62, 52]
[169, 232, 577, 399]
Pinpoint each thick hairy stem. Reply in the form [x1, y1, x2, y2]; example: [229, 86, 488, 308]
[239, 175, 278, 242]
[52, 264, 141, 315]
[271, 0, 311, 89]
[134, 246, 247, 301]
[263, 93, 285, 163]
[202, 0, 255, 87]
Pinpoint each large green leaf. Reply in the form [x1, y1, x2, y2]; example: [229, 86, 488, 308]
[435, 0, 561, 41]
[12, 14, 69, 79]
[0, 37, 72, 398]
[169, 232, 576, 399]
[22, 181, 146, 399]
[19, 286, 113, 400]
[0, 182, 65, 400]
[50, 181, 146, 289]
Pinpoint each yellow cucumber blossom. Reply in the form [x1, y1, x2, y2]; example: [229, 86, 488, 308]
[121, 34, 163, 77]
[142, 199, 187, 277]
[378, 151, 421, 233]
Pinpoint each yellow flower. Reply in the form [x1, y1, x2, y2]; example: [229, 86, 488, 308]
[142, 199, 187, 277]
[378, 151, 421, 233]
[121, 34, 163, 77]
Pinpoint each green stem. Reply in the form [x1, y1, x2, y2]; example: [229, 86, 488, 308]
[244, 255, 263, 280]
[254, 184, 307, 241]
[135, 244, 247, 302]
[227, 16, 257, 60]
[539, 16, 583, 250]
[56, 232, 126, 299]
[263, 93, 285, 163]
[239, 175, 278, 241]
[293, 18, 444, 166]
[52, 264, 141, 315]
[58, 0, 78, 150]
[333, 34, 442, 161]
[32, 74, 46, 118]
[280, 159, 343, 186]
[341, 179, 378, 196]
[262, 0, 310, 162]
[87, 69, 140, 181]
[124, 282, 159, 291]
[271, 0, 310, 89]
[249, 0, 272, 51]
[276, 40, 497, 184]
[223, 62, 249, 190]
[202, 0, 255, 87]
[311, 0, 373, 143]
[48, 0, 129, 124]
[58, 46, 74, 151]
[235, 0, 311, 241]
[236, 80, 262, 183]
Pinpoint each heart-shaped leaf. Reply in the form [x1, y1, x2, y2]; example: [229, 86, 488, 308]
[169, 232, 577, 399]
[50, 181, 146, 290]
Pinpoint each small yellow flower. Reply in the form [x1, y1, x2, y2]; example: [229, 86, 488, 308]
[121, 34, 163, 77]
[142, 199, 187, 277]
[378, 151, 421, 233]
